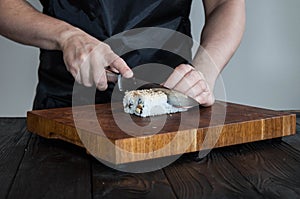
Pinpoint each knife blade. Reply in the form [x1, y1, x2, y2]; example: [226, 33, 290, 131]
[137, 83, 199, 109]
[105, 70, 199, 109]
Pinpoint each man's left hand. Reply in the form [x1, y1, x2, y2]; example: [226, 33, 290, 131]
[163, 64, 215, 107]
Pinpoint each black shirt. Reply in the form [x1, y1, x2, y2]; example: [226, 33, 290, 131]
[34, 0, 193, 109]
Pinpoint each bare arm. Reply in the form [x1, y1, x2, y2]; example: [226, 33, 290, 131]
[164, 0, 246, 106]
[0, 0, 72, 50]
[194, 0, 246, 89]
[0, 0, 133, 90]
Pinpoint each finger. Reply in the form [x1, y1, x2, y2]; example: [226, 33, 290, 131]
[163, 64, 194, 89]
[93, 43, 119, 65]
[184, 80, 207, 99]
[194, 91, 215, 107]
[172, 70, 201, 94]
[198, 79, 209, 92]
[106, 70, 118, 83]
[110, 57, 133, 78]
[90, 55, 108, 90]
[80, 58, 93, 87]
[64, 58, 82, 84]
[94, 68, 108, 91]
[95, 43, 133, 78]
[68, 65, 82, 85]
[74, 70, 82, 85]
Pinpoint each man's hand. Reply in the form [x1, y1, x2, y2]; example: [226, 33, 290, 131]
[163, 64, 215, 107]
[166, 0, 245, 107]
[60, 28, 133, 90]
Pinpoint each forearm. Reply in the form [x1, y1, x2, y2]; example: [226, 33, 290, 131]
[193, 0, 246, 89]
[0, 0, 78, 50]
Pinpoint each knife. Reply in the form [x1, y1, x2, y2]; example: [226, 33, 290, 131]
[105, 69, 199, 109]
[137, 83, 199, 109]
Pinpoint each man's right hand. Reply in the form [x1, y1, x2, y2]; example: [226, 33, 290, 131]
[60, 28, 133, 91]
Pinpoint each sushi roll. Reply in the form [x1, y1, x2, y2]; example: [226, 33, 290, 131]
[123, 89, 187, 117]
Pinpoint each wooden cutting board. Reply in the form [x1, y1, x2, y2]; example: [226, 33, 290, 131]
[27, 102, 296, 164]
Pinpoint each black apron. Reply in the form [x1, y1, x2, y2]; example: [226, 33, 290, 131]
[33, 0, 193, 110]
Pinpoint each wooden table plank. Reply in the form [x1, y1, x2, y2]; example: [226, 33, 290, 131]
[221, 141, 300, 198]
[283, 116, 300, 150]
[91, 159, 177, 199]
[2, 117, 300, 198]
[0, 118, 30, 199]
[162, 151, 263, 199]
[7, 134, 92, 199]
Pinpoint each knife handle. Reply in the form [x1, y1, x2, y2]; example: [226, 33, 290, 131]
[105, 69, 119, 83]
[105, 69, 124, 92]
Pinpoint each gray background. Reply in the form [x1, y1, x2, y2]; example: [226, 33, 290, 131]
[1, 0, 299, 116]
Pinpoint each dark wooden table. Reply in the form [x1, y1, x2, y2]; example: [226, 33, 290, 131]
[1, 115, 300, 199]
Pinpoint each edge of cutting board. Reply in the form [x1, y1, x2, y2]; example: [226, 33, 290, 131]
[26, 102, 296, 164]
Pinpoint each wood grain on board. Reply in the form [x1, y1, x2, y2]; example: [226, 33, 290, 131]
[27, 102, 296, 164]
